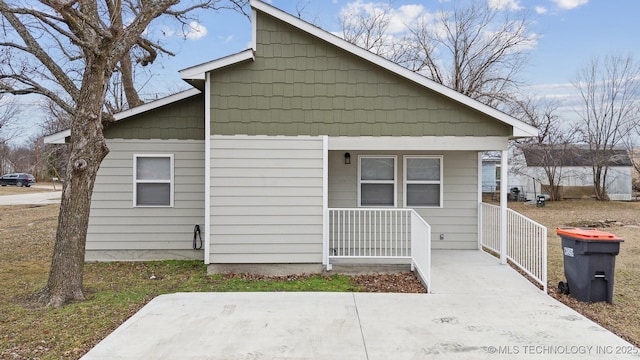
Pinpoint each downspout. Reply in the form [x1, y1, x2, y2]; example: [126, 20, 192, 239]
[500, 150, 508, 265]
[204, 72, 211, 264]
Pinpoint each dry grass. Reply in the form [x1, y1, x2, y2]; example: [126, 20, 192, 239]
[0, 183, 59, 196]
[511, 200, 640, 347]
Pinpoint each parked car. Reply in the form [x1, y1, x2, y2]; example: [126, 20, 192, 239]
[0, 173, 36, 187]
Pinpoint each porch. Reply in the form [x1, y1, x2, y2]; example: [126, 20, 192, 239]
[324, 203, 548, 294]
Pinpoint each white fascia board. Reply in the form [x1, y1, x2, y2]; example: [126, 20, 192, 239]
[43, 129, 71, 144]
[513, 125, 540, 138]
[250, 0, 538, 139]
[179, 49, 255, 81]
[329, 136, 509, 151]
[113, 88, 202, 121]
[251, 7, 257, 50]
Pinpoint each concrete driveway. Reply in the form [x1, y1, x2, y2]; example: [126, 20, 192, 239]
[0, 185, 61, 205]
[81, 251, 640, 359]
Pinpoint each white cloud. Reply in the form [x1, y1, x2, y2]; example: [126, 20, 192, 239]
[183, 21, 207, 40]
[551, 0, 588, 10]
[389, 4, 425, 33]
[219, 35, 234, 43]
[487, 0, 523, 11]
[340, 1, 426, 34]
[535, 6, 548, 14]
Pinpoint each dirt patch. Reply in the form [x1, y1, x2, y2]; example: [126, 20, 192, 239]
[222, 272, 427, 293]
[350, 272, 426, 293]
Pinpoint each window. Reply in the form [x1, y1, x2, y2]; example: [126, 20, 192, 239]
[134, 154, 174, 207]
[358, 156, 396, 207]
[404, 156, 442, 208]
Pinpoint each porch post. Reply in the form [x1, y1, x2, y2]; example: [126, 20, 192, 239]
[203, 72, 211, 264]
[477, 152, 483, 250]
[322, 136, 331, 270]
[500, 150, 508, 264]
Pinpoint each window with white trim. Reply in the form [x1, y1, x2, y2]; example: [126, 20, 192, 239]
[404, 155, 442, 208]
[358, 156, 396, 207]
[133, 154, 174, 207]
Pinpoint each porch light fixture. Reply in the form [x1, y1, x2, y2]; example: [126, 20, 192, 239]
[344, 152, 351, 164]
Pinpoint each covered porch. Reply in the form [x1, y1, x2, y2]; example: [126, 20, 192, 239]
[323, 139, 548, 293]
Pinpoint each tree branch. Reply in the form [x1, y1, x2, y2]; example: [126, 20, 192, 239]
[0, 0, 80, 102]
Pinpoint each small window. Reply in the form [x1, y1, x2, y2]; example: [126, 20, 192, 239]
[133, 155, 174, 207]
[358, 156, 396, 207]
[404, 156, 442, 208]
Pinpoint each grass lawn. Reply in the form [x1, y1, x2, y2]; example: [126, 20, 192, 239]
[1, 200, 638, 358]
[0, 183, 60, 196]
[1, 204, 395, 359]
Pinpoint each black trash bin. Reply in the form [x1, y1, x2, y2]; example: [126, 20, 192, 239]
[556, 227, 623, 304]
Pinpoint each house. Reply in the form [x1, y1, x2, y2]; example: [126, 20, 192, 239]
[45, 0, 539, 287]
[481, 152, 501, 193]
[512, 145, 633, 201]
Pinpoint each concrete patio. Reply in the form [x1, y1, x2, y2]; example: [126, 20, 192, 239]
[81, 250, 640, 359]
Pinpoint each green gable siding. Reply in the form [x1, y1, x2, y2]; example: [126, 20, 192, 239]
[208, 12, 511, 137]
[105, 94, 205, 140]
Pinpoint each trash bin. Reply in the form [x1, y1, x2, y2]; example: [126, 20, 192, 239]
[556, 227, 623, 304]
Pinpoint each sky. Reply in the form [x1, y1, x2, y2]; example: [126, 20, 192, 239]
[148, 0, 638, 117]
[5, 0, 640, 144]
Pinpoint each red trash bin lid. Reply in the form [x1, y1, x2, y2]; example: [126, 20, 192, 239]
[556, 227, 623, 241]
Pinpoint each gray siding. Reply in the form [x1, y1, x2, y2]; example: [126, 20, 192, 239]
[207, 12, 511, 137]
[328, 150, 478, 250]
[210, 135, 324, 263]
[86, 139, 205, 261]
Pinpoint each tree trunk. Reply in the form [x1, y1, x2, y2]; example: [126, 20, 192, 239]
[39, 69, 110, 307]
[593, 165, 607, 201]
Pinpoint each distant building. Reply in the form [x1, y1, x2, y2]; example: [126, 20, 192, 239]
[512, 145, 633, 201]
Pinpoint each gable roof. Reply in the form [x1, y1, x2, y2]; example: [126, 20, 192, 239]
[179, 50, 255, 89]
[181, 0, 538, 139]
[522, 146, 632, 167]
[44, 88, 202, 144]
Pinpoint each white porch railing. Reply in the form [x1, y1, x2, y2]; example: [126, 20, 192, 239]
[479, 203, 548, 292]
[328, 208, 431, 292]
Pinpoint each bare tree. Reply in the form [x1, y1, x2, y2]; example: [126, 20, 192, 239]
[573, 54, 640, 200]
[7, 142, 34, 172]
[0, 0, 240, 307]
[510, 97, 574, 201]
[408, 2, 534, 107]
[338, 2, 536, 108]
[0, 94, 20, 172]
[337, 2, 420, 71]
[0, 93, 20, 141]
